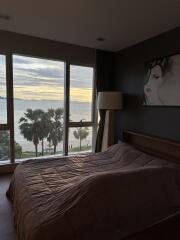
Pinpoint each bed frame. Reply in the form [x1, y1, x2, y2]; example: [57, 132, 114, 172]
[123, 130, 180, 162]
[122, 130, 180, 239]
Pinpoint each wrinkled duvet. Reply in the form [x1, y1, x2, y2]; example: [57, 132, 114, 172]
[7, 143, 180, 240]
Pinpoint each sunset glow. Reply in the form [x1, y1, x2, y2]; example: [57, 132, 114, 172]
[14, 85, 92, 102]
[12, 55, 93, 103]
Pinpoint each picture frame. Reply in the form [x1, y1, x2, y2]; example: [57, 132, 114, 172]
[143, 53, 180, 106]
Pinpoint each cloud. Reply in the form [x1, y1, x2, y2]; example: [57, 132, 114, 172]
[0, 55, 5, 64]
[70, 65, 93, 88]
[14, 85, 64, 101]
[13, 56, 33, 64]
[70, 88, 92, 103]
[14, 85, 92, 102]
[1, 55, 94, 102]
[13, 70, 64, 87]
[0, 60, 6, 85]
[0, 64, 6, 97]
[13, 60, 64, 87]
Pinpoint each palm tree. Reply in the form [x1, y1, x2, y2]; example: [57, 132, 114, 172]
[35, 110, 49, 156]
[19, 109, 45, 157]
[73, 127, 89, 151]
[47, 108, 63, 154]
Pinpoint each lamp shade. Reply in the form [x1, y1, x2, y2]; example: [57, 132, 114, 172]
[97, 91, 123, 110]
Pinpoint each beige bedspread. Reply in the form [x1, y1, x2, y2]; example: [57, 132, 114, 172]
[7, 143, 180, 240]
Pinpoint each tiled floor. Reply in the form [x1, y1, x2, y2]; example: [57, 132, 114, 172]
[0, 174, 16, 240]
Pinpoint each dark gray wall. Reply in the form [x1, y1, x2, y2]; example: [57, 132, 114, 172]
[96, 50, 115, 91]
[114, 27, 180, 142]
[0, 30, 95, 66]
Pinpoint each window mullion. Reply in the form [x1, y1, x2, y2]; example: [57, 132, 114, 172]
[92, 68, 97, 152]
[63, 62, 70, 156]
[6, 53, 15, 163]
[68, 122, 94, 128]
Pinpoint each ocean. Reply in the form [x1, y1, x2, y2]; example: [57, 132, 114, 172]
[0, 99, 92, 153]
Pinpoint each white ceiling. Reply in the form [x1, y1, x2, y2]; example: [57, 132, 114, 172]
[1, 0, 180, 51]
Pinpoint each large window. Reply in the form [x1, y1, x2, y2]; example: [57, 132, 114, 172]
[13, 55, 64, 159]
[68, 65, 94, 154]
[70, 65, 93, 122]
[0, 53, 96, 164]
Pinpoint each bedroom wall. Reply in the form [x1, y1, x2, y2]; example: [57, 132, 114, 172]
[113, 26, 180, 142]
[0, 30, 95, 66]
[96, 49, 115, 91]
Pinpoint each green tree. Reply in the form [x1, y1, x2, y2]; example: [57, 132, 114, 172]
[0, 131, 22, 160]
[15, 142, 22, 158]
[0, 131, 10, 160]
[73, 127, 89, 151]
[47, 108, 63, 154]
[19, 109, 45, 157]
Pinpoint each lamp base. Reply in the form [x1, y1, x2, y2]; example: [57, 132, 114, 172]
[101, 110, 114, 151]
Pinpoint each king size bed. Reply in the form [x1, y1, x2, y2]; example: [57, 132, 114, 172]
[7, 131, 180, 240]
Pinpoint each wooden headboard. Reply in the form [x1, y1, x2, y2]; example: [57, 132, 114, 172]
[123, 131, 180, 162]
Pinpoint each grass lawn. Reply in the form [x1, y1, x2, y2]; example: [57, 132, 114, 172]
[68, 145, 91, 153]
[18, 145, 92, 159]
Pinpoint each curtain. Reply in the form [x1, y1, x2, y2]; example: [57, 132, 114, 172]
[95, 49, 115, 152]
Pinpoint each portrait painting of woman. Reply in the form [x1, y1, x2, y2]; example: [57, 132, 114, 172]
[143, 54, 180, 106]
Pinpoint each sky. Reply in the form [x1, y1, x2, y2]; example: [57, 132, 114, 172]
[0, 55, 6, 99]
[0, 54, 93, 102]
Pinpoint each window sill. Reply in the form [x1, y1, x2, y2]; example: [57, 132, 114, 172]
[0, 162, 18, 175]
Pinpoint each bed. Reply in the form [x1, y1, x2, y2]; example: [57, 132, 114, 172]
[7, 131, 180, 240]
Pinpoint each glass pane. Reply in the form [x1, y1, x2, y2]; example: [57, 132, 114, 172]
[70, 65, 93, 122]
[68, 127, 92, 154]
[0, 55, 7, 124]
[0, 130, 10, 162]
[13, 55, 64, 160]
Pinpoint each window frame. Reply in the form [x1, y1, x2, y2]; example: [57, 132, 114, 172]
[0, 53, 15, 163]
[64, 63, 97, 155]
[0, 53, 97, 164]
[69, 63, 97, 154]
[0, 53, 8, 127]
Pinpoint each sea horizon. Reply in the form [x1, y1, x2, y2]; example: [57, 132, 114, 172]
[0, 96, 91, 104]
[0, 98, 92, 153]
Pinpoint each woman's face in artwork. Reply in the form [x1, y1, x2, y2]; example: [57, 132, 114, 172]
[144, 65, 164, 104]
